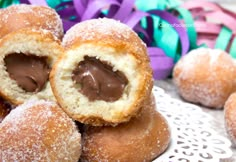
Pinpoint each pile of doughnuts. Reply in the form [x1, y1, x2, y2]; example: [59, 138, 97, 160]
[0, 4, 171, 161]
[173, 48, 236, 109]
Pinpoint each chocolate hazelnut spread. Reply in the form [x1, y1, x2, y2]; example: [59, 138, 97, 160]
[4, 53, 50, 92]
[72, 56, 128, 102]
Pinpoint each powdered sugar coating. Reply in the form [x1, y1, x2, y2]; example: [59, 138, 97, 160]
[0, 100, 81, 161]
[62, 18, 146, 49]
[173, 48, 236, 109]
[0, 4, 63, 39]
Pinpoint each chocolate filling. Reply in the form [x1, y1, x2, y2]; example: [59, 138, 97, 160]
[4, 53, 50, 92]
[72, 56, 128, 102]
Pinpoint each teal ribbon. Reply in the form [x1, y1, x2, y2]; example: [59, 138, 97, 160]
[172, 7, 198, 49]
[157, 20, 179, 62]
[215, 26, 232, 50]
[0, 0, 19, 8]
[136, 0, 184, 63]
[135, 0, 180, 11]
[230, 38, 236, 58]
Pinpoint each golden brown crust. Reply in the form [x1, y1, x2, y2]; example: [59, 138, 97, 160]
[0, 4, 63, 39]
[0, 97, 11, 122]
[173, 48, 236, 109]
[0, 27, 61, 50]
[0, 100, 81, 161]
[80, 96, 171, 161]
[224, 92, 236, 147]
[0, 86, 20, 105]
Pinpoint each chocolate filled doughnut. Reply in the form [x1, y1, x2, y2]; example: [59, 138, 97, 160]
[173, 48, 236, 109]
[0, 28, 63, 105]
[81, 96, 171, 161]
[50, 18, 153, 126]
[0, 4, 63, 39]
[0, 100, 81, 161]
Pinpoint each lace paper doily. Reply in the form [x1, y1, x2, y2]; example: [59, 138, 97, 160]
[153, 86, 233, 162]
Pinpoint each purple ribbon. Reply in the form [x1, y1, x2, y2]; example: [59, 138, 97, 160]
[20, 0, 189, 80]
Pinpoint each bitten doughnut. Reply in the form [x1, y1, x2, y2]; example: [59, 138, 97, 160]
[50, 18, 153, 126]
[0, 28, 63, 105]
[173, 48, 236, 109]
[0, 4, 63, 39]
[81, 96, 170, 162]
[0, 100, 81, 161]
[224, 92, 236, 147]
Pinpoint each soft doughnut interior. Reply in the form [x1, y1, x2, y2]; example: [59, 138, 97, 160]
[0, 29, 62, 104]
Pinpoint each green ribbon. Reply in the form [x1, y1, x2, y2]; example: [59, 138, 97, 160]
[46, 0, 71, 8]
[0, 0, 19, 8]
[3, 0, 236, 61]
[157, 20, 179, 62]
[0, 0, 71, 8]
[136, 0, 184, 62]
[46, 0, 61, 8]
[135, 0, 181, 11]
[215, 26, 232, 50]
[172, 7, 198, 49]
[229, 38, 236, 58]
[153, 6, 198, 63]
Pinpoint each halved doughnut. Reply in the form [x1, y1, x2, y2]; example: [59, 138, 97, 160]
[0, 28, 63, 105]
[50, 18, 153, 126]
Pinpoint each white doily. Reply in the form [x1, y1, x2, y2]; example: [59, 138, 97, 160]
[153, 86, 233, 162]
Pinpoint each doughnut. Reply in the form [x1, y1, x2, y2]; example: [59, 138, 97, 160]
[0, 28, 63, 105]
[81, 96, 171, 161]
[0, 100, 81, 161]
[224, 92, 236, 147]
[173, 48, 236, 109]
[50, 18, 153, 126]
[0, 4, 63, 39]
[0, 97, 11, 122]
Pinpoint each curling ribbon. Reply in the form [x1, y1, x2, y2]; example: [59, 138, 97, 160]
[182, 0, 236, 57]
[3, 0, 236, 78]
[15, 0, 189, 80]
